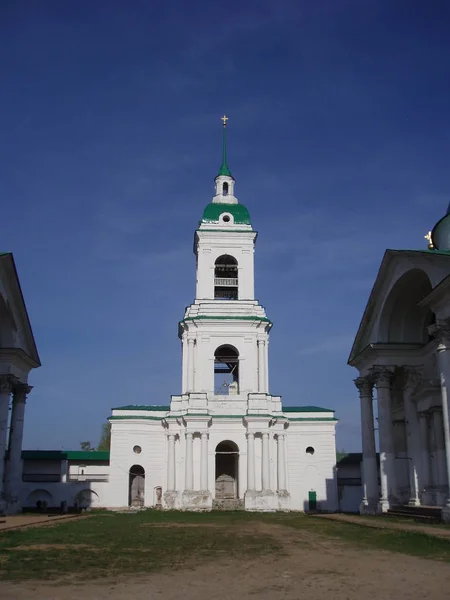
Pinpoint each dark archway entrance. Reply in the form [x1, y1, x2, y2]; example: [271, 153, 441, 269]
[215, 441, 239, 499]
[129, 465, 145, 507]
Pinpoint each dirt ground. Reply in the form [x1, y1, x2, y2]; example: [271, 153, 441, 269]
[0, 514, 86, 532]
[1, 522, 450, 600]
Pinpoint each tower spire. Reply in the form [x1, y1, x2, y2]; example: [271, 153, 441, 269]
[217, 115, 232, 178]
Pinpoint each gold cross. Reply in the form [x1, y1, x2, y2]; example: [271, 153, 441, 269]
[424, 231, 434, 249]
[221, 114, 229, 127]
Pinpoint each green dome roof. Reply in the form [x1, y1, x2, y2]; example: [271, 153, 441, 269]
[201, 203, 251, 225]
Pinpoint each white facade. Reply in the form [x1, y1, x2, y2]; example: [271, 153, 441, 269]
[349, 240, 450, 519]
[2, 136, 339, 514]
[106, 152, 339, 512]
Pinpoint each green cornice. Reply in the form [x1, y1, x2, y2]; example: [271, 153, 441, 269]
[21, 450, 110, 461]
[282, 406, 334, 413]
[289, 417, 338, 422]
[112, 405, 170, 411]
[108, 416, 163, 422]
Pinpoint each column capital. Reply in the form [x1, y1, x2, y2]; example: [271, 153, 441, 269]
[186, 336, 196, 345]
[0, 375, 17, 395]
[371, 367, 394, 388]
[428, 320, 450, 349]
[261, 431, 269, 438]
[246, 431, 255, 439]
[185, 431, 194, 439]
[13, 383, 32, 402]
[403, 366, 423, 391]
[354, 376, 372, 395]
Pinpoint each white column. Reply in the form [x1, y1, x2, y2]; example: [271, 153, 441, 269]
[354, 376, 378, 507]
[419, 413, 431, 496]
[261, 432, 270, 491]
[432, 410, 447, 489]
[167, 434, 176, 491]
[200, 432, 208, 490]
[429, 321, 450, 508]
[258, 339, 265, 393]
[0, 375, 13, 498]
[246, 432, 255, 491]
[373, 368, 395, 512]
[277, 434, 286, 491]
[4, 383, 31, 501]
[60, 459, 69, 483]
[184, 432, 193, 491]
[181, 336, 187, 394]
[403, 368, 421, 506]
[264, 339, 269, 393]
[186, 338, 195, 393]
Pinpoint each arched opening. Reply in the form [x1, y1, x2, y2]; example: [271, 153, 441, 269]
[215, 441, 239, 499]
[0, 293, 17, 347]
[75, 489, 99, 510]
[223, 182, 229, 196]
[214, 345, 239, 395]
[378, 269, 434, 343]
[129, 465, 145, 507]
[26, 489, 54, 510]
[214, 255, 238, 300]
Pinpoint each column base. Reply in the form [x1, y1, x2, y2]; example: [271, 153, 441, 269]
[276, 490, 291, 511]
[244, 490, 276, 512]
[408, 497, 421, 507]
[378, 497, 390, 513]
[359, 499, 380, 515]
[181, 490, 212, 511]
[163, 490, 181, 510]
[442, 506, 450, 523]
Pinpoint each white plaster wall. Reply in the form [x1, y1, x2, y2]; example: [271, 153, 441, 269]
[19, 481, 110, 508]
[286, 423, 338, 511]
[196, 232, 255, 300]
[108, 420, 166, 508]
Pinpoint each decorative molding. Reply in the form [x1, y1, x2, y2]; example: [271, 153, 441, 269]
[354, 376, 372, 395]
[371, 366, 394, 388]
[403, 366, 423, 391]
[0, 374, 17, 395]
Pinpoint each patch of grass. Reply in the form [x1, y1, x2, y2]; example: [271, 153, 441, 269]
[0, 511, 281, 582]
[2, 510, 450, 583]
[267, 513, 450, 561]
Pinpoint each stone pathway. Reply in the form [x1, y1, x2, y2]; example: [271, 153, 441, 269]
[314, 513, 450, 539]
[0, 514, 86, 531]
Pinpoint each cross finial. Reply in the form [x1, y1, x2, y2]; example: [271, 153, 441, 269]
[425, 231, 434, 249]
[221, 114, 229, 127]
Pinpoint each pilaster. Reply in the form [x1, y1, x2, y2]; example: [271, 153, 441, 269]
[403, 367, 421, 507]
[371, 367, 395, 512]
[354, 376, 379, 512]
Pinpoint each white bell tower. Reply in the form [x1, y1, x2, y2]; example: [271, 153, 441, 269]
[171, 116, 280, 417]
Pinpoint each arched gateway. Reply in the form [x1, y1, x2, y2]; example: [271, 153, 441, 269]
[215, 441, 239, 499]
[129, 465, 145, 507]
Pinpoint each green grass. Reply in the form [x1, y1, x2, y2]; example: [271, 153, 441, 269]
[1, 510, 450, 583]
[0, 510, 280, 582]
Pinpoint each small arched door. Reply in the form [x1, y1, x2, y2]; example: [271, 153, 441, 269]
[215, 441, 239, 499]
[129, 465, 145, 507]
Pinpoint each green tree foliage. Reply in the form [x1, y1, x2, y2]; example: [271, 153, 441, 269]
[97, 422, 111, 451]
[80, 441, 95, 451]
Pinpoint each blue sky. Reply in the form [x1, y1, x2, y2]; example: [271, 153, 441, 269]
[1, 1, 450, 452]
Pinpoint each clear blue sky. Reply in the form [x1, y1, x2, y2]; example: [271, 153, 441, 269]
[2, 1, 450, 452]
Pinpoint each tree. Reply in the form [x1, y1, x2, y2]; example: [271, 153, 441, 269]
[97, 422, 111, 451]
[80, 441, 95, 452]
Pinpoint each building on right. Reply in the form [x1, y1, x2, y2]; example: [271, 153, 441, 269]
[348, 202, 450, 521]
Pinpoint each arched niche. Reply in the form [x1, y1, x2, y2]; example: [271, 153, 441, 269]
[378, 269, 434, 344]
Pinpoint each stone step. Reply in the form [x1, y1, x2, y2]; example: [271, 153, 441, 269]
[212, 498, 245, 511]
[387, 505, 442, 523]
